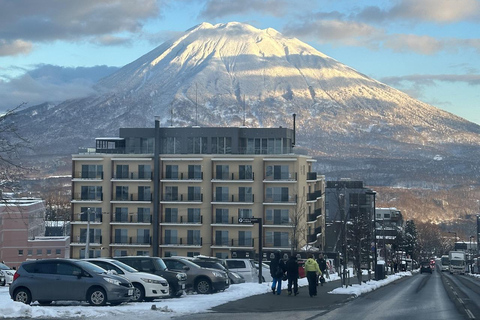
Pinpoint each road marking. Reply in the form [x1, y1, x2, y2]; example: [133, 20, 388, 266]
[465, 309, 475, 319]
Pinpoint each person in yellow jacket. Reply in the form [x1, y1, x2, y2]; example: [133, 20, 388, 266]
[304, 254, 322, 297]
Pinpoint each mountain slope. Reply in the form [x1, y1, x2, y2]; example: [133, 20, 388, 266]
[12, 22, 480, 191]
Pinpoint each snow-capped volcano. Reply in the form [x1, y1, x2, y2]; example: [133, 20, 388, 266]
[12, 22, 480, 190]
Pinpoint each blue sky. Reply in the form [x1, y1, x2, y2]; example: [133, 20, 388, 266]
[0, 0, 479, 124]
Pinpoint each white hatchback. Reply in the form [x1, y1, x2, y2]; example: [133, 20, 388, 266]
[224, 259, 258, 283]
[0, 263, 15, 286]
[85, 258, 169, 302]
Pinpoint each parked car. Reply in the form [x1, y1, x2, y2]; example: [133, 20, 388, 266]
[254, 262, 273, 282]
[113, 256, 186, 298]
[85, 258, 169, 302]
[420, 261, 433, 274]
[224, 258, 258, 283]
[189, 257, 245, 284]
[9, 258, 133, 306]
[162, 256, 229, 294]
[0, 263, 15, 286]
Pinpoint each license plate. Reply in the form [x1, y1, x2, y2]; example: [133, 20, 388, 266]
[128, 289, 133, 296]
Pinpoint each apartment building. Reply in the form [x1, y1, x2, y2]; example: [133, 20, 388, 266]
[70, 120, 325, 260]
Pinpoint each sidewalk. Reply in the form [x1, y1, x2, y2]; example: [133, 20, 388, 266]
[211, 278, 354, 313]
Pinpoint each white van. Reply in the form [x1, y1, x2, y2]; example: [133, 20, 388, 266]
[224, 259, 258, 283]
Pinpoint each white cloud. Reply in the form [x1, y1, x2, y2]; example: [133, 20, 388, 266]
[0, 39, 33, 56]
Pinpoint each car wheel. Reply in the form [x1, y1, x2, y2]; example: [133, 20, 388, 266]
[38, 300, 52, 306]
[13, 288, 32, 305]
[195, 278, 212, 294]
[87, 287, 107, 306]
[132, 283, 145, 302]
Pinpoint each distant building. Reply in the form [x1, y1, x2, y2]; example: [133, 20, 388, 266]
[70, 121, 325, 260]
[0, 198, 70, 268]
[375, 207, 403, 259]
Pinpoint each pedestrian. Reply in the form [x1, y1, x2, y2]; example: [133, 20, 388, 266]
[316, 254, 327, 285]
[285, 255, 299, 296]
[270, 250, 286, 295]
[304, 254, 321, 297]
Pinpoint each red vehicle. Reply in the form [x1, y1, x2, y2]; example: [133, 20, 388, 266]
[297, 259, 306, 278]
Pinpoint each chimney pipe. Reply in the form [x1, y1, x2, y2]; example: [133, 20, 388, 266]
[292, 113, 296, 148]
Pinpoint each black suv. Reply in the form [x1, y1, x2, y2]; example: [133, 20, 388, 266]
[113, 256, 187, 298]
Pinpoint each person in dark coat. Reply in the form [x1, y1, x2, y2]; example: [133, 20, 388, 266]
[285, 255, 299, 295]
[269, 250, 286, 295]
[316, 254, 327, 285]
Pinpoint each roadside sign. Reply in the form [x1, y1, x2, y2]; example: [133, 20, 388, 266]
[238, 217, 261, 224]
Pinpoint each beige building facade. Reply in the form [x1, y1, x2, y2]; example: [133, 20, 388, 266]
[70, 124, 325, 260]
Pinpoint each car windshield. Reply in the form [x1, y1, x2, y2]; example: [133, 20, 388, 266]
[77, 260, 108, 274]
[0, 263, 11, 270]
[153, 258, 168, 271]
[109, 260, 138, 273]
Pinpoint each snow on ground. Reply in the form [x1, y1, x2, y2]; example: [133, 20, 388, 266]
[0, 270, 412, 319]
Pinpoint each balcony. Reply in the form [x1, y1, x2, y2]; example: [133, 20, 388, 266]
[161, 193, 203, 202]
[113, 172, 153, 180]
[162, 172, 203, 181]
[307, 234, 317, 243]
[161, 215, 203, 225]
[264, 172, 297, 182]
[71, 235, 103, 246]
[211, 216, 256, 226]
[263, 195, 297, 204]
[307, 190, 323, 201]
[160, 237, 203, 247]
[307, 172, 317, 181]
[112, 193, 152, 202]
[212, 172, 254, 181]
[211, 194, 254, 203]
[72, 193, 103, 202]
[72, 171, 104, 180]
[112, 236, 152, 246]
[111, 214, 152, 224]
[71, 213, 103, 224]
[211, 239, 255, 248]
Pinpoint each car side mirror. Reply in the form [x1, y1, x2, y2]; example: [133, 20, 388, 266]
[183, 266, 190, 271]
[73, 270, 82, 278]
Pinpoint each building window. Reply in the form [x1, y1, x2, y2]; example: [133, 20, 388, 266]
[18, 250, 23, 255]
[165, 230, 178, 244]
[212, 137, 232, 154]
[37, 249, 42, 255]
[266, 231, 290, 247]
[164, 251, 177, 257]
[216, 165, 229, 179]
[239, 165, 253, 180]
[187, 230, 201, 245]
[215, 230, 229, 246]
[138, 164, 151, 179]
[165, 165, 178, 179]
[165, 186, 178, 201]
[115, 186, 129, 201]
[80, 207, 102, 222]
[56, 249, 61, 255]
[188, 165, 202, 179]
[188, 186, 201, 201]
[137, 229, 150, 244]
[187, 137, 207, 153]
[27, 249, 33, 256]
[136, 250, 150, 256]
[187, 251, 201, 257]
[114, 229, 128, 244]
[215, 208, 229, 223]
[161, 137, 180, 154]
[238, 187, 253, 202]
[80, 186, 102, 201]
[47, 249, 52, 255]
[81, 164, 103, 179]
[188, 208, 201, 223]
[116, 165, 129, 179]
[266, 209, 290, 225]
[238, 209, 252, 220]
[266, 165, 290, 180]
[165, 208, 178, 223]
[138, 186, 151, 201]
[215, 187, 229, 202]
[115, 207, 128, 222]
[114, 249, 128, 257]
[238, 231, 252, 246]
[138, 207, 151, 223]
[266, 187, 289, 202]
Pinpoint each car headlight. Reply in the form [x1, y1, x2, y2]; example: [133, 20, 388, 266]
[5, 271, 14, 276]
[0, 271, 3, 276]
[212, 271, 224, 278]
[103, 277, 121, 286]
[141, 278, 165, 285]
[176, 272, 187, 281]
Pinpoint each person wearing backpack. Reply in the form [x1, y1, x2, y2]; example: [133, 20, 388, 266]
[269, 250, 286, 295]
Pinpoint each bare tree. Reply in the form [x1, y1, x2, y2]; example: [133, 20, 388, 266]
[289, 195, 309, 256]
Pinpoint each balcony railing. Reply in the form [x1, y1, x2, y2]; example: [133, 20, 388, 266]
[76, 236, 102, 244]
[307, 172, 318, 180]
[72, 193, 103, 201]
[161, 193, 203, 202]
[212, 172, 254, 181]
[162, 237, 203, 246]
[73, 213, 103, 223]
[213, 239, 255, 247]
[113, 236, 152, 245]
[111, 214, 152, 223]
[113, 193, 152, 201]
[308, 190, 323, 201]
[162, 172, 203, 180]
[73, 171, 104, 179]
[113, 172, 153, 180]
[162, 215, 203, 224]
[212, 194, 254, 203]
[263, 195, 297, 203]
[264, 172, 297, 181]
[213, 216, 256, 225]
[307, 234, 317, 243]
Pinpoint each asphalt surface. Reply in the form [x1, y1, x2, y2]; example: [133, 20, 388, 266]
[211, 278, 354, 313]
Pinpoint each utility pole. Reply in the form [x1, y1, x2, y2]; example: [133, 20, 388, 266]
[85, 207, 91, 259]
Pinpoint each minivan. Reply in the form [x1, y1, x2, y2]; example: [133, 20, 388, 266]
[9, 259, 133, 306]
